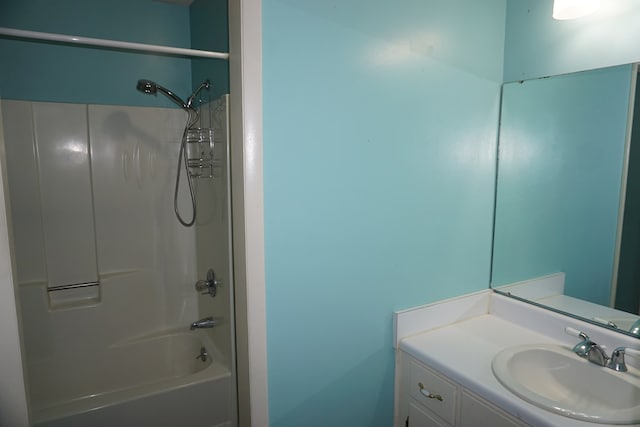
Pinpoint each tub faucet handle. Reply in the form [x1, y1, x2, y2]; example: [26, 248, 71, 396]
[195, 346, 208, 362]
[195, 268, 221, 298]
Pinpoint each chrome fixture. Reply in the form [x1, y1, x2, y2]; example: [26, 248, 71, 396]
[135, 78, 212, 227]
[566, 327, 640, 371]
[195, 268, 221, 298]
[592, 317, 618, 329]
[190, 316, 217, 330]
[195, 346, 209, 362]
[565, 327, 608, 366]
[607, 347, 640, 372]
[136, 79, 190, 110]
[630, 319, 640, 336]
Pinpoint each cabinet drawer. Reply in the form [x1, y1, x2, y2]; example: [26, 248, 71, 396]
[409, 401, 449, 427]
[409, 361, 457, 425]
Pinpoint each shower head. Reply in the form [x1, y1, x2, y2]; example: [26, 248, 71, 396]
[136, 79, 156, 94]
[136, 79, 190, 110]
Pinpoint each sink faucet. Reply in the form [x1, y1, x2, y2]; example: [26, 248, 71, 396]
[565, 327, 608, 366]
[190, 316, 217, 330]
[565, 327, 640, 371]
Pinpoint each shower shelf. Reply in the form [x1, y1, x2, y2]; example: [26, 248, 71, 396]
[47, 281, 101, 310]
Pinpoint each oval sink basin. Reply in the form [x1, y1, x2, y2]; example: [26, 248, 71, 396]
[492, 344, 640, 424]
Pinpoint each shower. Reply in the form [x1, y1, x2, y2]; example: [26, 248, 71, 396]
[136, 79, 212, 227]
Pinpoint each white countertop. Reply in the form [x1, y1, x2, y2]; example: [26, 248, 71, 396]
[396, 291, 640, 427]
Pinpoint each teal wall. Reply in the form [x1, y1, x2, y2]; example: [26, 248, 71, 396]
[616, 73, 640, 313]
[492, 65, 634, 305]
[262, 0, 506, 425]
[504, 0, 640, 81]
[0, 0, 229, 107]
[190, 0, 229, 101]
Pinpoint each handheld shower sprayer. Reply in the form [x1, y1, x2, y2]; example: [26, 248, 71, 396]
[135, 78, 213, 227]
[136, 79, 211, 112]
[136, 79, 190, 110]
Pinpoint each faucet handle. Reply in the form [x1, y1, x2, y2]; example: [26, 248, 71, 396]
[195, 268, 222, 298]
[607, 347, 640, 372]
[564, 326, 588, 339]
[564, 327, 594, 358]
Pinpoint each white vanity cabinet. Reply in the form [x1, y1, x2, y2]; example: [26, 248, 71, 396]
[397, 351, 529, 427]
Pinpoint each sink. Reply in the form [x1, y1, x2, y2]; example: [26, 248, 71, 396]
[492, 344, 640, 424]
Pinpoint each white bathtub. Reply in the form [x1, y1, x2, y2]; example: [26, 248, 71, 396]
[30, 330, 233, 427]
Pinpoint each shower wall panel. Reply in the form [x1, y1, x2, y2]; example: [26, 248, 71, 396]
[195, 95, 233, 366]
[32, 102, 98, 289]
[3, 100, 99, 293]
[89, 104, 198, 326]
[1, 100, 47, 285]
[1, 100, 199, 363]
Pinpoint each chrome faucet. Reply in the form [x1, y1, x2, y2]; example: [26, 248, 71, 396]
[565, 327, 608, 366]
[566, 327, 640, 371]
[190, 316, 217, 330]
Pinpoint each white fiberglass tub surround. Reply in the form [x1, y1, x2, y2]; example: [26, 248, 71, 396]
[1, 98, 234, 427]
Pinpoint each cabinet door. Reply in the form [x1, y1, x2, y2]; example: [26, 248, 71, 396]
[459, 391, 528, 427]
[408, 401, 449, 427]
[408, 361, 457, 424]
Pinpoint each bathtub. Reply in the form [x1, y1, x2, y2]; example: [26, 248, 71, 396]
[29, 329, 233, 427]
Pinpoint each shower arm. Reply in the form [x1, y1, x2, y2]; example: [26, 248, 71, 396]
[186, 80, 211, 109]
[155, 84, 190, 110]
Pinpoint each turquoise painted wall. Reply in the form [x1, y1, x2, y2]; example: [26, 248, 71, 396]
[0, 0, 192, 107]
[492, 65, 634, 305]
[616, 73, 640, 313]
[190, 0, 229, 101]
[504, 0, 640, 81]
[262, 0, 506, 425]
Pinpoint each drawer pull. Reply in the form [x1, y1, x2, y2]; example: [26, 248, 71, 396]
[418, 382, 444, 401]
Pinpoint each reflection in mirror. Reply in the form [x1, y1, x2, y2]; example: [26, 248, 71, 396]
[491, 64, 640, 338]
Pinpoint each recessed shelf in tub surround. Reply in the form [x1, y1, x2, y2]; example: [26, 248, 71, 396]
[393, 291, 640, 427]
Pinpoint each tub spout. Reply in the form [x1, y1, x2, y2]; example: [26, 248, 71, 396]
[190, 316, 216, 330]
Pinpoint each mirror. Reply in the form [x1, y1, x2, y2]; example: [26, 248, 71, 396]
[491, 63, 640, 338]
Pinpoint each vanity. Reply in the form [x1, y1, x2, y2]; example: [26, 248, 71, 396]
[393, 62, 640, 427]
[393, 61, 640, 426]
[393, 291, 640, 427]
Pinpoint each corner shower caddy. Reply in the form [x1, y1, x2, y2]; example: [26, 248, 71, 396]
[186, 127, 215, 178]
